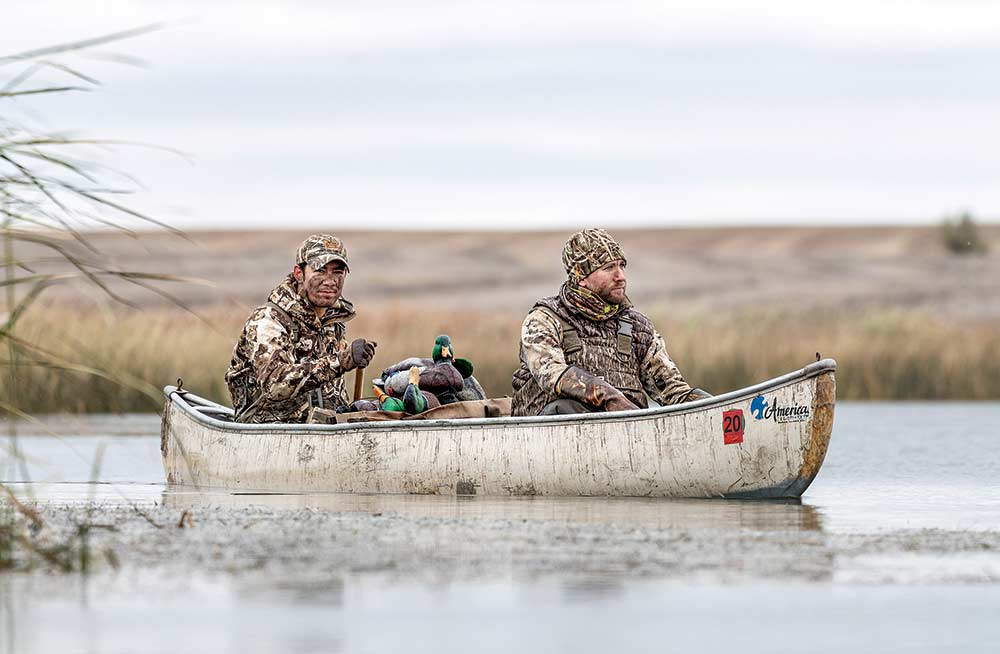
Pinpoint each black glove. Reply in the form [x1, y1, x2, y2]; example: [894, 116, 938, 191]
[338, 338, 377, 371]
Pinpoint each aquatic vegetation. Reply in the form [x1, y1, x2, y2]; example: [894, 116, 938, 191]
[0, 502, 118, 573]
[1, 466, 123, 573]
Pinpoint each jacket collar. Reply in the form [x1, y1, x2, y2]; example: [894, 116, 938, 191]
[268, 273, 356, 326]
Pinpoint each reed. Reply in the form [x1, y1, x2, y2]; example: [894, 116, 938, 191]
[1, 27, 192, 576]
[4, 302, 998, 413]
[1, 23, 185, 418]
[665, 309, 1000, 401]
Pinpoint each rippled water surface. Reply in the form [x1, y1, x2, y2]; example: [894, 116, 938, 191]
[2, 403, 999, 653]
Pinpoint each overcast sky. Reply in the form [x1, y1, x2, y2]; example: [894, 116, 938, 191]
[4, 1, 1000, 229]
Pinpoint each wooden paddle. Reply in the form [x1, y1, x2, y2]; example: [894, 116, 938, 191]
[353, 367, 365, 403]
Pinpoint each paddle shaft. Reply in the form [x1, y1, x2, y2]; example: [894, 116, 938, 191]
[353, 367, 365, 403]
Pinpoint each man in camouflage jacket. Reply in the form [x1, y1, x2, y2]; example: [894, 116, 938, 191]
[225, 234, 377, 423]
[511, 228, 709, 416]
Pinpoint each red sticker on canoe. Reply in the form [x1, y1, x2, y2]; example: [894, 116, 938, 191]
[723, 409, 744, 445]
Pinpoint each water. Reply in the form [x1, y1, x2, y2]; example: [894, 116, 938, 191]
[2, 403, 1000, 653]
[6, 403, 999, 531]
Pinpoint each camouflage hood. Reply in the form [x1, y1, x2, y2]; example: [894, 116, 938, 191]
[268, 273, 356, 326]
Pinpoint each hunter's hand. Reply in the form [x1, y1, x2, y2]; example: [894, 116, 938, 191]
[557, 366, 640, 412]
[604, 394, 640, 412]
[685, 388, 712, 402]
[583, 376, 639, 412]
[339, 339, 377, 371]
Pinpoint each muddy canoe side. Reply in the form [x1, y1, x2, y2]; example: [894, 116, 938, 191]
[161, 359, 835, 498]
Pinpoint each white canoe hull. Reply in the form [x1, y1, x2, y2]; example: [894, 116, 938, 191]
[161, 359, 835, 498]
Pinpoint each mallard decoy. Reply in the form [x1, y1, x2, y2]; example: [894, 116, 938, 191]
[383, 334, 467, 397]
[337, 399, 380, 413]
[372, 386, 404, 412]
[381, 339, 447, 396]
[383, 370, 414, 397]
[432, 334, 453, 362]
[402, 366, 428, 415]
[422, 391, 441, 410]
[381, 356, 433, 380]
[452, 357, 474, 379]
[456, 375, 488, 402]
[447, 348, 487, 402]
[418, 334, 464, 398]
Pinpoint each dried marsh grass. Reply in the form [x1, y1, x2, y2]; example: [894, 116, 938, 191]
[5, 303, 998, 413]
[667, 309, 1000, 400]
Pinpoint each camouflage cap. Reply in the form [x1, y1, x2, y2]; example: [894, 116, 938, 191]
[295, 234, 349, 272]
[561, 228, 626, 281]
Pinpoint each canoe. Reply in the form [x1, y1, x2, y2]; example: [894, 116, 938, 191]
[161, 359, 835, 499]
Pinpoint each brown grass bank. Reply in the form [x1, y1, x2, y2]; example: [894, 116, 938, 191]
[5, 303, 999, 414]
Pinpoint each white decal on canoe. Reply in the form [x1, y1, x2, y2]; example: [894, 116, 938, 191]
[750, 394, 810, 423]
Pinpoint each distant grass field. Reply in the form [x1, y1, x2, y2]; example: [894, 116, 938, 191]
[5, 303, 998, 414]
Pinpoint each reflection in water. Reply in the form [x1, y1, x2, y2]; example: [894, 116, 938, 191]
[1, 576, 101, 654]
[240, 577, 346, 607]
[161, 490, 825, 534]
[561, 577, 626, 603]
[7, 575, 1000, 654]
[1, 580, 13, 654]
[1, 574, 347, 654]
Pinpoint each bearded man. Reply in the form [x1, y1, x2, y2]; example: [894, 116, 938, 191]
[511, 228, 709, 416]
[226, 234, 377, 423]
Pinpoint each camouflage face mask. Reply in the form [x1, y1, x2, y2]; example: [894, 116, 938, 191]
[560, 280, 630, 322]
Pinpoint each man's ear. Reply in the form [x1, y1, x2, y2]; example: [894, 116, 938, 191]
[578, 274, 592, 291]
[293, 264, 304, 282]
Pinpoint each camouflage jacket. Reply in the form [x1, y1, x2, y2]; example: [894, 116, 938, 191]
[511, 295, 693, 416]
[225, 274, 356, 423]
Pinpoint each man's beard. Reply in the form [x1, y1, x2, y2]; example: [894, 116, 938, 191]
[600, 285, 626, 305]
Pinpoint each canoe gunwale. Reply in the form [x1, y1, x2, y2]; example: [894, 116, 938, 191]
[164, 359, 836, 434]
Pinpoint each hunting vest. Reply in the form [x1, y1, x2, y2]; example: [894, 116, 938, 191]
[511, 295, 655, 416]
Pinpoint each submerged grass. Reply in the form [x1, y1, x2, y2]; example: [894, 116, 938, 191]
[4, 302, 999, 413]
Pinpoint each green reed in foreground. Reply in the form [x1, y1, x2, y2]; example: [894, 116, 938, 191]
[4, 303, 999, 413]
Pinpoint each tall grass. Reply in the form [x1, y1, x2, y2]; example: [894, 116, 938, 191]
[666, 309, 1000, 400]
[1, 27, 188, 576]
[4, 302, 998, 413]
[1, 23, 184, 422]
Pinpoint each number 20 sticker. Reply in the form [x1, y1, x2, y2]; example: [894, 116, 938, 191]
[723, 409, 744, 445]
